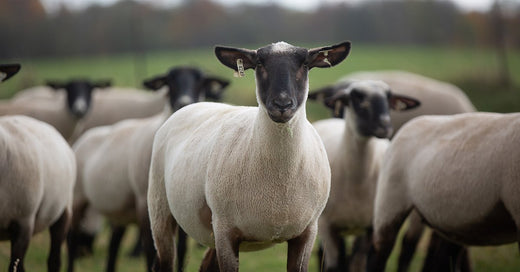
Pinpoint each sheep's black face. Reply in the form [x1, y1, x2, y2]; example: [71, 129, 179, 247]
[322, 81, 395, 139]
[165, 68, 204, 112]
[256, 44, 308, 123]
[143, 67, 229, 112]
[215, 41, 351, 123]
[64, 81, 94, 118]
[349, 88, 393, 139]
[47, 79, 111, 119]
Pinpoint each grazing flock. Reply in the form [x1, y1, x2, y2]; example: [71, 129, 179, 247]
[0, 40, 517, 272]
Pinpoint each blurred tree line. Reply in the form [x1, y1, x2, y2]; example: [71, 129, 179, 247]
[0, 0, 519, 58]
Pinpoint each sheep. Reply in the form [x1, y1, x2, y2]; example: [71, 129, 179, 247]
[13, 85, 166, 258]
[343, 70, 475, 130]
[0, 115, 76, 272]
[68, 66, 229, 272]
[309, 80, 420, 271]
[1, 64, 74, 272]
[0, 79, 111, 141]
[308, 70, 476, 271]
[367, 112, 520, 272]
[147, 41, 351, 272]
[311, 70, 475, 134]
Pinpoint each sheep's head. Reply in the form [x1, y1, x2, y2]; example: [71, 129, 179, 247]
[143, 67, 229, 112]
[312, 80, 421, 138]
[46, 79, 112, 119]
[215, 41, 351, 123]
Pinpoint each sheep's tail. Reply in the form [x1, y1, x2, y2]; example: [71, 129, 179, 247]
[148, 147, 177, 272]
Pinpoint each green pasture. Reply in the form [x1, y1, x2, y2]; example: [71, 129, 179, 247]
[1, 44, 520, 271]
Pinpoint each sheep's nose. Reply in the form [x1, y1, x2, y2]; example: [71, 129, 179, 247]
[175, 95, 195, 109]
[379, 114, 391, 127]
[273, 94, 294, 111]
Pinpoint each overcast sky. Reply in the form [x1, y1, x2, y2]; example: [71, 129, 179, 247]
[40, 0, 503, 13]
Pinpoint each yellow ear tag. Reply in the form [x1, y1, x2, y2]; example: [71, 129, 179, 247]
[321, 50, 332, 67]
[234, 59, 245, 78]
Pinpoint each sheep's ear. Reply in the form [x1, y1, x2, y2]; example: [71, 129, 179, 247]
[324, 92, 350, 118]
[389, 94, 421, 111]
[308, 85, 336, 103]
[309, 81, 351, 102]
[214, 46, 256, 73]
[0, 64, 21, 82]
[46, 80, 66, 90]
[307, 41, 351, 69]
[202, 77, 230, 100]
[93, 79, 112, 89]
[143, 75, 167, 91]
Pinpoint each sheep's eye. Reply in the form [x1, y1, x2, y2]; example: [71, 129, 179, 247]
[350, 89, 365, 101]
[256, 60, 263, 67]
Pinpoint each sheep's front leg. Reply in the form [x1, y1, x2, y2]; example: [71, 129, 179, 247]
[366, 210, 409, 272]
[287, 222, 318, 272]
[213, 221, 241, 272]
[397, 210, 424, 272]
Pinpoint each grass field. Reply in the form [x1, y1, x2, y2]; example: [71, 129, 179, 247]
[1, 44, 519, 271]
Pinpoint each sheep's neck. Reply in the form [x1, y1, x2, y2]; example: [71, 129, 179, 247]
[252, 105, 307, 162]
[340, 116, 378, 181]
[159, 104, 174, 121]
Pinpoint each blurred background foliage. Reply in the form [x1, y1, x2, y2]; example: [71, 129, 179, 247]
[0, 0, 519, 58]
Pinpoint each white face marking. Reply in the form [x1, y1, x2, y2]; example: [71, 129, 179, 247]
[0, 72, 6, 82]
[379, 114, 391, 123]
[270, 42, 293, 53]
[177, 95, 194, 105]
[73, 96, 88, 115]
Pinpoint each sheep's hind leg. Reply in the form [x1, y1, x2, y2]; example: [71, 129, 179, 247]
[151, 213, 177, 272]
[48, 208, 71, 272]
[287, 222, 318, 272]
[421, 232, 469, 272]
[177, 227, 189, 272]
[8, 218, 34, 272]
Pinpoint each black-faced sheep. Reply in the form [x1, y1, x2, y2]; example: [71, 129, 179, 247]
[1, 64, 76, 272]
[68, 67, 229, 272]
[1, 79, 111, 142]
[148, 41, 351, 272]
[310, 80, 419, 271]
[309, 70, 476, 271]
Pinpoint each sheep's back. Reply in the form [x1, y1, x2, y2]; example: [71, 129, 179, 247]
[384, 112, 520, 245]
